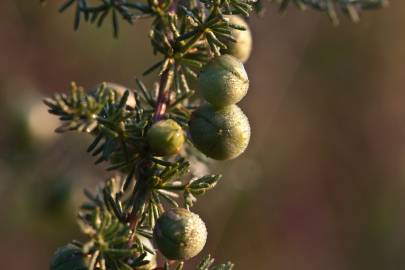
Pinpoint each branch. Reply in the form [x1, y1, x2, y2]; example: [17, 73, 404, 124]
[153, 67, 174, 121]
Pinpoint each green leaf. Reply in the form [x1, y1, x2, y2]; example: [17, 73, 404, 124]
[187, 175, 221, 195]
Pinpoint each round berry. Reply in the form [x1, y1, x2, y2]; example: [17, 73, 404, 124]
[153, 208, 207, 260]
[223, 16, 252, 63]
[189, 104, 250, 160]
[197, 54, 249, 107]
[147, 119, 185, 156]
[50, 244, 89, 270]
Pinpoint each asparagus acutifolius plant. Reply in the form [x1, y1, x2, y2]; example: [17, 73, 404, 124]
[42, 0, 388, 269]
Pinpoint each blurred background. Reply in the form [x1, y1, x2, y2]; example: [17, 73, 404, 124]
[1, 1, 405, 269]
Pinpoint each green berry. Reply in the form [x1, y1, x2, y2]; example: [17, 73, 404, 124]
[189, 104, 250, 160]
[50, 244, 89, 270]
[223, 16, 252, 63]
[147, 119, 185, 156]
[153, 208, 207, 260]
[197, 54, 249, 107]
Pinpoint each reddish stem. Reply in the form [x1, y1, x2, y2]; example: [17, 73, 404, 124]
[128, 67, 173, 234]
[153, 68, 171, 122]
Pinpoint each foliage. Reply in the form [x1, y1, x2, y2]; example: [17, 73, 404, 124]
[48, 0, 389, 36]
[270, 0, 389, 24]
[42, 0, 388, 269]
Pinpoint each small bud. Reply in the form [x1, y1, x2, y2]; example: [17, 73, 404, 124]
[153, 208, 207, 260]
[223, 16, 252, 63]
[147, 119, 185, 156]
[197, 54, 249, 107]
[189, 104, 250, 160]
[50, 244, 89, 270]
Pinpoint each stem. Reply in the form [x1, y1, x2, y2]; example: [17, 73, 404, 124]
[127, 65, 174, 231]
[153, 66, 174, 121]
[127, 160, 152, 230]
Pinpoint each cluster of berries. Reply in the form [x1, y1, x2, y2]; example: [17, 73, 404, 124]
[149, 16, 252, 263]
[148, 15, 252, 161]
[50, 16, 252, 269]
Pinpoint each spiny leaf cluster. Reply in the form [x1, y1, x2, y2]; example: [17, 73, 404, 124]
[270, 0, 388, 24]
[52, 0, 388, 35]
[45, 81, 225, 268]
[56, 0, 255, 38]
[74, 174, 223, 270]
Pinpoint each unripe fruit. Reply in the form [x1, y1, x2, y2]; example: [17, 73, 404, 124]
[153, 208, 207, 260]
[50, 244, 89, 270]
[223, 16, 252, 63]
[197, 54, 249, 107]
[146, 119, 185, 156]
[189, 104, 250, 160]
